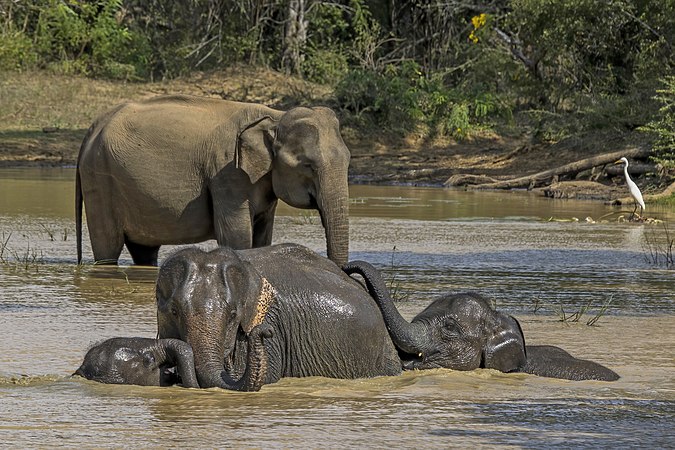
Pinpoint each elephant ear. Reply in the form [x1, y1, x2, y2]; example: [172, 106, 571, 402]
[482, 314, 527, 373]
[240, 275, 277, 335]
[236, 115, 277, 184]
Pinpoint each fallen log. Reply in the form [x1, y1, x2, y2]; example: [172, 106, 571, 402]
[604, 162, 656, 176]
[470, 147, 651, 190]
[444, 174, 499, 186]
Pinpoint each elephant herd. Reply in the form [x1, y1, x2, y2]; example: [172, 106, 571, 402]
[74, 95, 619, 390]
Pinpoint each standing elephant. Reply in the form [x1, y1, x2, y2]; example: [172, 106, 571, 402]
[156, 244, 402, 389]
[76, 95, 350, 266]
[74, 327, 271, 390]
[343, 260, 619, 381]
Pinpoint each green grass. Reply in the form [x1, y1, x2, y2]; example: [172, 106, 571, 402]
[652, 193, 675, 206]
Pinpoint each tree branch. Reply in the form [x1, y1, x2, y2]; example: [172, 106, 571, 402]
[470, 147, 651, 190]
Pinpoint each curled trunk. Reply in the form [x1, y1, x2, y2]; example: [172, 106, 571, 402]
[343, 260, 428, 354]
[192, 324, 272, 391]
[160, 338, 199, 388]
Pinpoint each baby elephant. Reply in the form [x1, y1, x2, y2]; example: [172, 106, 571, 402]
[76, 323, 274, 390]
[75, 337, 200, 388]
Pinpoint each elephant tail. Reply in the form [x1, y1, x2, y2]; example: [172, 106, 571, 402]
[76, 166, 83, 264]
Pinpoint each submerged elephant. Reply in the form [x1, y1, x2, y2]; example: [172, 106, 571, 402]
[76, 95, 350, 266]
[75, 327, 272, 390]
[156, 244, 402, 389]
[343, 260, 619, 381]
[75, 337, 200, 387]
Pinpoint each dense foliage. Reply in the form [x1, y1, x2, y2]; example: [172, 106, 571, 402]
[1, 0, 673, 162]
[640, 76, 675, 169]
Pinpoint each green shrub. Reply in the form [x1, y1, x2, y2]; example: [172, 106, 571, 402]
[0, 30, 37, 70]
[640, 76, 675, 169]
[32, 0, 149, 79]
[335, 61, 507, 137]
[302, 48, 349, 85]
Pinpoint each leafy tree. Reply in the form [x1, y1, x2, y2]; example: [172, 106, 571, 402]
[32, 0, 149, 78]
[641, 76, 675, 169]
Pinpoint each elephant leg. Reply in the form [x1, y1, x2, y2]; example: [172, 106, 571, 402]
[125, 238, 160, 266]
[213, 203, 253, 249]
[252, 204, 277, 247]
[86, 214, 124, 265]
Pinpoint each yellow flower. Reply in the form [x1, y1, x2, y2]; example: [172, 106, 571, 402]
[471, 13, 487, 30]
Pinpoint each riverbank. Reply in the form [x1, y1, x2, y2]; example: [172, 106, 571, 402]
[1, 69, 672, 203]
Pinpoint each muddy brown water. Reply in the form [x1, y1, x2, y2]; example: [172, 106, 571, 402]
[1, 168, 673, 448]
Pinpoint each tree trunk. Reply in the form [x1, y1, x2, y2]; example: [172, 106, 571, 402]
[471, 147, 651, 190]
[282, 0, 308, 75]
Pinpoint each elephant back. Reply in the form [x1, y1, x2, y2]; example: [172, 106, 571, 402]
[239, 244, 402, 379]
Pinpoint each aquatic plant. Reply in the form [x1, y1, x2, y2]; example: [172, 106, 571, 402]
[385, 246, 410, 303]
[0, 232, 45, 271]
[643, 222, 674, 269]
[586, 297, 613, 326]
[554, 296, 613, 326]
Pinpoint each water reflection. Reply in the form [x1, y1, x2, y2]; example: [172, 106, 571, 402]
[0, 168, 673, 448]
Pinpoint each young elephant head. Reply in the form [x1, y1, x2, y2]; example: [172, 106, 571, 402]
[344, 260, 526, 372]
[156, 247, 274, 391]
[75, 337, 199, 387]
[345, 260, 619, 381]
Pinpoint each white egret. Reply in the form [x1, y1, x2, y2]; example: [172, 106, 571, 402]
[615, 157, 645, 219]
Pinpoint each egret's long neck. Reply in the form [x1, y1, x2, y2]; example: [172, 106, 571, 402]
[623, 163, 630, 181]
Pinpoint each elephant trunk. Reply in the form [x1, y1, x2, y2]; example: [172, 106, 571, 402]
[317, 169, 350, 266]
[189, 325, 269, 391]
[160, 338, 199, 388]
[343, 261, 428, 355]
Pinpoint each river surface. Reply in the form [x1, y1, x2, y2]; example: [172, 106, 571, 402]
[1, 168, 673, 448]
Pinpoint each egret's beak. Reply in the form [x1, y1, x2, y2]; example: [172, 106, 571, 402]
[614, 160, 622, 164]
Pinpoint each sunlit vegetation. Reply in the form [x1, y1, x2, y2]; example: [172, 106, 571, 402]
[0, 0, 672, 152]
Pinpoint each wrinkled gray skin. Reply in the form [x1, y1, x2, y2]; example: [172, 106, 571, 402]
[522, 345, 619, 381]
[75, 326, 272, 390]
[74, 337, 200, 387]
[343, 260, 619, 381]
[76, 95, 350, 266]
[156, 244, 401, 389]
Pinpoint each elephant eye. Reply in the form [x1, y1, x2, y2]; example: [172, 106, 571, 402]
[171, 306, 178, 317]
[441, 317, 462, 336]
